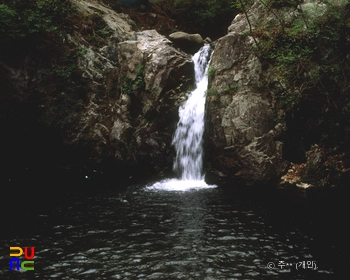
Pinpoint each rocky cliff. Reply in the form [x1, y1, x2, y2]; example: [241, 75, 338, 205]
[206, 0, 350, 188]
[65, 1, 195, 173]
[206, 30, 288, 185]
[0, 0, 194, 178]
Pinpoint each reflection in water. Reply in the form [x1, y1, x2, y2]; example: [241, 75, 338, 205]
[1, 185, 335, 279]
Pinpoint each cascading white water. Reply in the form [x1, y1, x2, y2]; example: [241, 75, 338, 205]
[172, 45, 212, 180]
[147, 45, 216, 191]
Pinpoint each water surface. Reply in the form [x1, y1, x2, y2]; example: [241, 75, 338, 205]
[1, 181, 337, 280]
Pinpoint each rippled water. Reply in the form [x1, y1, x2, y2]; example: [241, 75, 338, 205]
[1, 181, 338, 280]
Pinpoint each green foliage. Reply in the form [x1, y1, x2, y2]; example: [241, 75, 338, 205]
[192, 0, 235, 22]
[0, 4, 16, 23]
[259, 3, 349, 87]
[135, 65, 145, 89]
[121, 77, 134, 95]
[96, 27, 113, 37]
[79, 13, 113, 47]
[152, 0, 237, 37]
[224, 83, 238, 93]
[33, 0, 74, 32]
[0, 0, 75, 43]
[121, 65, 146, 95]
[250, 80, 266, 91]
[0, 1, 87, 131]
[0, 1, 85, 130]
[256, 2, 350, 146]
[0, 4, 22, 40]
[231, 0, 250, 9]
[206, 88, 219, 97]
[192, 0, 227, 22]
[207, 66, 216, 77]
[50, 48, 85, 80]
[262, 0, 299, 9]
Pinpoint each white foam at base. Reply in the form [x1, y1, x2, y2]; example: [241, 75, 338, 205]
[146, 179, 217, 192]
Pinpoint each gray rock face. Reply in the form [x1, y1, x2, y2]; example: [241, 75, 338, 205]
[206, 10, 288, 184]
[227, 1, 305, 35]
[116, 29, 194, 168]
[118, 30, 193, 114]
[228, 2, 266, 34]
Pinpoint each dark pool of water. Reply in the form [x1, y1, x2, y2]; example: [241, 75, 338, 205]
[1, 171, 349, 279]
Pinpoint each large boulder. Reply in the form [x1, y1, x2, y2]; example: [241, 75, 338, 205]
[169, 31, 204, 54]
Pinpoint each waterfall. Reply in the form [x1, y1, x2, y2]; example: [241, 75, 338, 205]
[172, 45, 212, 180]
[147, 45, 216, 191]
